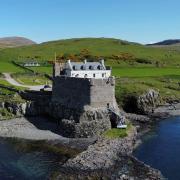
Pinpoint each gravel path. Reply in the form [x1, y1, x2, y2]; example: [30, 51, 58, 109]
[3, 73, 45, 91]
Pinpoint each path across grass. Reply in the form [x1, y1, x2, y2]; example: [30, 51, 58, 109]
[2, 73, 45, 91]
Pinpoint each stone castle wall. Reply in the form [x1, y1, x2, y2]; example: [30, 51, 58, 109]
[50, 63, 121, 138]
[52, 76, 117, 110]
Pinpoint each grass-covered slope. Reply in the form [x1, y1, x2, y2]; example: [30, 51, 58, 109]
[0, 37, 180, 66]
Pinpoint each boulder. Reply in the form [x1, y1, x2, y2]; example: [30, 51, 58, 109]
[137, 89, 160, 114]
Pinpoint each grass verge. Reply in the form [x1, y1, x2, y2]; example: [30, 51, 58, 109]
[103, 123, 132, 139]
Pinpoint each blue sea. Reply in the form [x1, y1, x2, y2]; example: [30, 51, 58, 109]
[0, 139, 66, 180]
[134, 116, 180, 180]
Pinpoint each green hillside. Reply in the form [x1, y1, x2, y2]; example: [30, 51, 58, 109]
[0, 38, 180, 66]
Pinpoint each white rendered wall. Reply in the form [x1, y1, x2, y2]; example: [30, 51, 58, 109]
[65, 70, 111, 79]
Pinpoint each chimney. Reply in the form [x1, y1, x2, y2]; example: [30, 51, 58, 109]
[100, 59, 105, 66]
[100, 59, 105, 69]
[84, 59, 87, 64]
[67, 59, 72, 70]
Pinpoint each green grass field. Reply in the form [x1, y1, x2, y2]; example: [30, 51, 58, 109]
[112, 67, 180, 77]
[29, 66, 52, 74]
[0, 62, 25, 73]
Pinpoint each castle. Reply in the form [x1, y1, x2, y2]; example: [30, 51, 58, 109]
[51, 59, 122, 138]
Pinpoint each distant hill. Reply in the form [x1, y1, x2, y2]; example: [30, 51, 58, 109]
[0, 37, 36, 48]
[147, 39, 180, 46]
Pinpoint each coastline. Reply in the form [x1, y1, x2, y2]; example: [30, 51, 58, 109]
[131, 103, 180, 153]
[0, 103, 179, 179]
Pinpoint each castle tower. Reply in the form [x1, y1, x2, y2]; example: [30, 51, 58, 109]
[51, 60, 120, 138]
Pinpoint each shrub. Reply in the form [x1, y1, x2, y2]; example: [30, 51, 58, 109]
[0, 108, 14, 120]
[135, 58, 152, 64]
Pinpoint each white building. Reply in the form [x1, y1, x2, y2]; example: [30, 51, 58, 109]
[61, 59, 111, 79]
[23, 61, 40, 67]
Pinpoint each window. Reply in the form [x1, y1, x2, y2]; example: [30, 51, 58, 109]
[84, 74, 88, 78]
[102, 73, 104, 77]
[97, 65, 101, 70]
[89, 65, 92, 70]
[93, 74, 95, 78]
[73, 66, 76, 70]
[81, 65, 84, 70]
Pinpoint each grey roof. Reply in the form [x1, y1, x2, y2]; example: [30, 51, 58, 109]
[68, 62, 106, 71]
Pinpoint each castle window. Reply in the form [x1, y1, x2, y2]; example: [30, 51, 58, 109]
[97, 65, 101, 70]
[81, 65, 84, 70]
[84, 74, 88, 78]
[102, 73, 104, 77]
[73, 65, 76, 70]
[89, 65, 92, 70]
[93, 74, 95, 78]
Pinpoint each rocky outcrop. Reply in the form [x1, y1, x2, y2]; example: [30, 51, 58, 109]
[137, 89, 160, 114]
[50, 104, 113, 138]
[55, 128, 163, 180]
[122, 89, 160, 115]
[4, 102, 27, 116]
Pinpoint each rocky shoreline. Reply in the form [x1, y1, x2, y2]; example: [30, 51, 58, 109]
[0, 102, 179, 179]
[54, 103, 180, 180]
[55, 127, 163, 180]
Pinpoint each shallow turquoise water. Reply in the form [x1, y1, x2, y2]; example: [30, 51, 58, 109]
[0, 139, 67, 180]
[134, 116, 180, 180]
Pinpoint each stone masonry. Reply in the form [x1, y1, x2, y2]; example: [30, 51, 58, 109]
[50, 62, 121, 138]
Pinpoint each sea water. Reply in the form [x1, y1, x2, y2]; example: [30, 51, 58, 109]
[134, 116, 180, 180]
[0, 139, 69, 180]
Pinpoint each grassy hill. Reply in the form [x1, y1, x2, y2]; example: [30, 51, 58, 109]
[147, 39, 180, 46]
[0, 37, 180, 66]
[0, 37, 36, 48]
